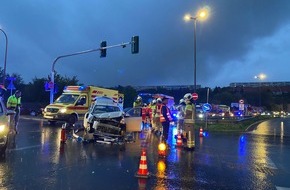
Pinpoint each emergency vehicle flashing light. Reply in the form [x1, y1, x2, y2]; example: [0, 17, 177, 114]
[63, 85, 88, 92]
[203, 131, 209, 137]
[240, 135, 245, 143]
[157, 160, 166, 172]
[158, 142, 167, 151]
[79, 86, 87, 91]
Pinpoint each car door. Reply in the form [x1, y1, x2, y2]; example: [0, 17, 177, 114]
[124, 107, 142, 132]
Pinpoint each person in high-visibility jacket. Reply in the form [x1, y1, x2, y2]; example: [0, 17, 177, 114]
[133, 96, 143, 108]
[147, 102, 153, 127]
[176, 98, 186, 135]
[160, 97, 173, 144]
[154, 98, 163, 135]
[183, 93, 195, 149]
[141, 103, 148, 129]
[7, 90, 22, 133]
[150, 99, 157, 131]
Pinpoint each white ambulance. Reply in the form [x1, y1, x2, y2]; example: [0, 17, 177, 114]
[43, 85, 124, 124]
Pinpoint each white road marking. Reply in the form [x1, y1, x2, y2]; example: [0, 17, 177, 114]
[276, 186, 290, 190]
[8, 144, 43, 151]
[266, 157, 278, 169]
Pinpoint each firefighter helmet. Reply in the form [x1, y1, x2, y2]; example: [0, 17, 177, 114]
[137, 96, 142, 100]
[152, 99, 157, 104]
[157, 98, 162, 103]
[179, 98, 185, 104]
[184, 93, 192, 101]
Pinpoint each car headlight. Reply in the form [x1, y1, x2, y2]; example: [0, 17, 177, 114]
[60, 108, 67, 113]
[0, 125, 6, 132]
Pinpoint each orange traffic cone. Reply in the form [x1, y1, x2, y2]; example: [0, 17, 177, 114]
[175, 133, 183, 147]
[60, 124, 67, 143]
[199, 128, 203, 137]
[135, 149, 150, 178]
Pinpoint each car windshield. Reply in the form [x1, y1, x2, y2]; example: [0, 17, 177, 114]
[55, 94, 79, 104]
[92, 105, 121, 114]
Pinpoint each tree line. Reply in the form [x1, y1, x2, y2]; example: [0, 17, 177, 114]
[1, 67, 289, 112]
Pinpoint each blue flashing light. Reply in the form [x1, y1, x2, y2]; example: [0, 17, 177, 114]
[240, 135, 245, 143]
[203, 131, 209, 137]
[79, 86, 87, 91]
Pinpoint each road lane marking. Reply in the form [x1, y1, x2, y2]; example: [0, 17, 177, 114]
[276, 186, 290, 190]
[266, 157, 278, 169]
[8, 144, 44, 151]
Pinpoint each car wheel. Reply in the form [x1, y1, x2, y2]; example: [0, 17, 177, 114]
[0, 141, 7, 158]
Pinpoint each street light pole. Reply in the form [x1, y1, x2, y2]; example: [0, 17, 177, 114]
[0, 28, 8, 86]
[184, 7, 209, 92]
[193, 18, 197, 92]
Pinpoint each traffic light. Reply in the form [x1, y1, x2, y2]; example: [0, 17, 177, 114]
[131, 36, 139, 54]
[100, 41, 107, 58]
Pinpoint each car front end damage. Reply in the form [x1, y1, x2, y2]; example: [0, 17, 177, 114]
[84, 111, 133, 144]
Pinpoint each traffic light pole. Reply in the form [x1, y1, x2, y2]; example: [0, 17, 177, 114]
[49, 41, 132, 104]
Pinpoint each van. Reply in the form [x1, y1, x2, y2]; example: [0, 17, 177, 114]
[43, 85, 124, 124]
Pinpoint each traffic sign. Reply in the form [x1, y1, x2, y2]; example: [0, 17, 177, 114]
[48, 81, 54, 89]
[192, 93, 198, 101]
[7, 82, 15, 90]
[202, 103, 212, 112]
[239, 103, 245, 111]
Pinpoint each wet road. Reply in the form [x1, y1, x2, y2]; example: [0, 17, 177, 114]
[0, 116, 289, 189]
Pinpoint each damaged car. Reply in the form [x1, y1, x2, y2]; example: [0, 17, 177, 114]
[83, 96, 126, 143]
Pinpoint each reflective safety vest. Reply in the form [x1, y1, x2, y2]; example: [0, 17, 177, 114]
[147, 107, 152, 119]
[141, 107, 147, 121]
[155, 104, 162, 117]
[133, 100, 142, 108]
[7, 95, 21, 109]
[184, 103, 195, 123]
[150, 104, 156, 118]
[177, 104, 185, 120]
[160, 105, 173, 123]
[142, 107, 152, 121]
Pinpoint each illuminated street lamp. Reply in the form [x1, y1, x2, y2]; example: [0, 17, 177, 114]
[0, 28, 8, 86]
[184, 7, 209, 92]
[254, 73, 266, 108]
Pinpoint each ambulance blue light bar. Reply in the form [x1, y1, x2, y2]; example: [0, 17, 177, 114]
[79, 86, 87, 91]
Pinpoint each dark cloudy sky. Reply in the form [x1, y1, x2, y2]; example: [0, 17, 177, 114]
[0, 0, 290, 88]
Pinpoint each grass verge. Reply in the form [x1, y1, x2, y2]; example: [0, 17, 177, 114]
[195, 115, 273, 132]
